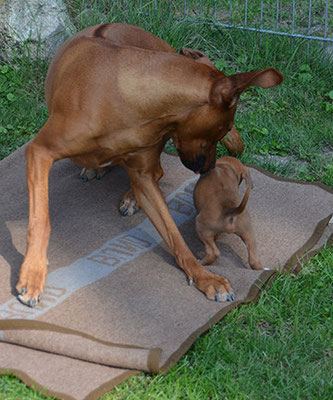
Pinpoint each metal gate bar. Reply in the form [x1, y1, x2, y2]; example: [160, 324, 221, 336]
[141, 0, 333, 44]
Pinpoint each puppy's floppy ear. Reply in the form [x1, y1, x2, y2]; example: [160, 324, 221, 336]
[179, 47, 217, 69]
[179, 47, 207, 60]
[210, 67, 284, 106]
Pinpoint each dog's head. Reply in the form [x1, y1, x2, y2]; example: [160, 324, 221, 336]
[172, 59, 283, 174]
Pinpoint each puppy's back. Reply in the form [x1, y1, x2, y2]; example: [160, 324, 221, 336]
[194, 158, 251, 218]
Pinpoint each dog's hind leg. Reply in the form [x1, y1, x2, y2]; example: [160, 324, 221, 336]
[235, 213, 263, 270]
[16, 136, 55, 306]
[239, 231, 263, 270]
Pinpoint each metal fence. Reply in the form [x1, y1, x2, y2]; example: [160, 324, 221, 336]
[135, 0, 333, 47]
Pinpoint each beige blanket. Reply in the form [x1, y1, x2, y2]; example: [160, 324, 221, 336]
[0, 144, 332, 400]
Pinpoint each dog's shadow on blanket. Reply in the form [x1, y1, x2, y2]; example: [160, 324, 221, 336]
[161, 219, 251, 271]
[0, 220, 24, 296]
[1, 159, 249, 300]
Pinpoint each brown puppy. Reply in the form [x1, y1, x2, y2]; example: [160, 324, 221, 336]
[194, 156, 264, 270]
[16, 23, 283, 306]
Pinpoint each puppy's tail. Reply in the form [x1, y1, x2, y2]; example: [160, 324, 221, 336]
[224, 168, 252, 218]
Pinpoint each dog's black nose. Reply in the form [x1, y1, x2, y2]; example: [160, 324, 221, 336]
[180, 154, 212, 174]
[199, 158, 216, 175]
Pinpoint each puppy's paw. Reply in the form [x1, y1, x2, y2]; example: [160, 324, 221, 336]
[200, 254, 218, 266]
[196, 251, 206, 260]
[249, 258, 265, 270]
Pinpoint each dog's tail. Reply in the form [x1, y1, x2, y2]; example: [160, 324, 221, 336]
[224, 168, 252, 218]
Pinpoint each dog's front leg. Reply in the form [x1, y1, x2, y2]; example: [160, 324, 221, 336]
[16, 141, 54, 306]
[126, 164, 235, 302]
[120, 156, 164, 216]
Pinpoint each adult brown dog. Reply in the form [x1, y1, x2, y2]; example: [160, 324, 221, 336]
[80, 45, 244, 183]
[194, 156, 264, 270]
[16, 23, 283, 306]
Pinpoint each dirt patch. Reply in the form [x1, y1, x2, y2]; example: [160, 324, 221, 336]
[252, 149, 333, 173]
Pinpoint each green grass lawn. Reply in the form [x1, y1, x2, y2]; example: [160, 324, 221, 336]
[0, 1, 332, 399]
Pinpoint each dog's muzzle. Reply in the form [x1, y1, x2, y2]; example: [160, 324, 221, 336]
[180, 154, 215, 175]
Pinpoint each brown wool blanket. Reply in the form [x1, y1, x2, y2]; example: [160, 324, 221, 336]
[0, 144, 332, 400]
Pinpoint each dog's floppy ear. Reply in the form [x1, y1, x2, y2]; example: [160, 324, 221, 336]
[210, 67, 284, 106]
[221, 125, 244, 155]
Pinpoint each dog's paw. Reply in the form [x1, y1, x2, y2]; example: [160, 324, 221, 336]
[214, 290, 235, 302]
[80, 168, 97, 182]
[199, 253, 218, 265]
[193, 269, 235, 302]
[16, 261, 48, 307]
[196, 251, 205, 260]
[80, 167, 107, 182]
[119, 190, 140, 216]
[17, 290, 43, 308]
